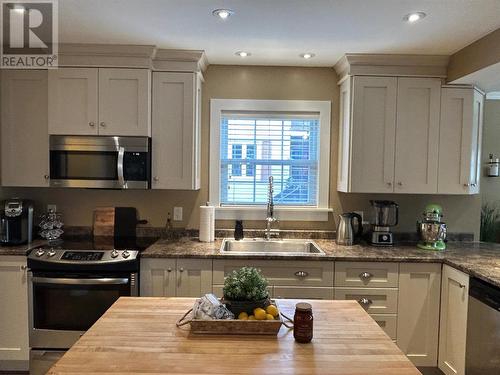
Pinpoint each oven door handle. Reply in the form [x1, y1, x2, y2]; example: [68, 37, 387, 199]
[32, 277, 130, 285]
[117, 146, 125, 187]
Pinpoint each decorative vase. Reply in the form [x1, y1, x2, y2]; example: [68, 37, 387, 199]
[223, 296, 271, 316]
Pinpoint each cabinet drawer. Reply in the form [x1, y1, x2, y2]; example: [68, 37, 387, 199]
[213, 260, 334, 287]
[334, 287, 398, 314]
[274, 287, 334, 300]
[335, 262, 399, 288]
[370, 314, 397, 340]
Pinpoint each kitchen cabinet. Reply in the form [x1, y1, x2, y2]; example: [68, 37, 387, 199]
[334, 287, 398, 314]
[0, 256, 29, 371]
[140, 258, 211, 297]
[438, 265, 469, 375]
[151, 72, 201, 190]
[397, 263, 441, 367]
[438, 87, 484, 194]
[394, 78, 441, 193]
[335, 261, 399, 288]
[49, 68, 150, 136]
[1, 70, 49, 187]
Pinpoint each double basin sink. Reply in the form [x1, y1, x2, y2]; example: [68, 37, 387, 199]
[219, 238, 325, 256]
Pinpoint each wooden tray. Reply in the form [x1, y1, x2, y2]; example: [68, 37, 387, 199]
[177, 301, 292, 336]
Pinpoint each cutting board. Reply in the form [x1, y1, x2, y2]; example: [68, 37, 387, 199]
[93, 207, 115, 237]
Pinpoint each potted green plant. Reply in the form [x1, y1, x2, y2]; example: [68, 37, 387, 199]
[222, 267, 270, 315]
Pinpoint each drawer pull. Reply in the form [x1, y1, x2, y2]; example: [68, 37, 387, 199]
[459, 283, 466, 289]
[295, 271, 309, 278]
[359, 272, 373, 280]
[358, 297, 373, 306]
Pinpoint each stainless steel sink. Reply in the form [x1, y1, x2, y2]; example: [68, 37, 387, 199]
[219, 238, 325, 256]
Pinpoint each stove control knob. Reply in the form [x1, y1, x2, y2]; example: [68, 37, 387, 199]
[47, 249, 57, 257]
[111, 250, 119, 258]
[122, 250, 130, 259]
[35, 249, 45, 257]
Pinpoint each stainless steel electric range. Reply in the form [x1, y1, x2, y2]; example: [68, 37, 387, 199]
[27, 241, 143, 350]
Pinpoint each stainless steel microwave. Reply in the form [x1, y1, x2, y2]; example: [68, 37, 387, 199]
[49, 136, 151, 189]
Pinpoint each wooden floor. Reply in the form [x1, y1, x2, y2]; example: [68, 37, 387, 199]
[48, 297, 421, 374]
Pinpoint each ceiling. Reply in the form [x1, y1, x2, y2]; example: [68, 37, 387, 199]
[59, 0, 500, 67]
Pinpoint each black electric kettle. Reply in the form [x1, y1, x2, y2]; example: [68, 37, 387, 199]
[336, 212, 363, 246]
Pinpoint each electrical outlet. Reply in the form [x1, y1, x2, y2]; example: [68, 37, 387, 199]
[47, 204, 57, 212]
[173, 207, 183, 221]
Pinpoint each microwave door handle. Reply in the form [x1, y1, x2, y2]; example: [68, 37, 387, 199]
[32, 277, 130, 285]
[117, 146, 125, 187]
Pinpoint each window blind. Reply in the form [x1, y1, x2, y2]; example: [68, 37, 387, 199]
[220, 112, 320, 206]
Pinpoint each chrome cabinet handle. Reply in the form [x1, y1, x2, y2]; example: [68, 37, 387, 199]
[167, 268, 172, 273]
[179, 267, 184, 272]
[44, 175, 49, 180]
[20, 265, 28, 270]
[295, 271, 309, 278]
[397, 182, 403, 186]
[153, 176, 159, 182]
[89, 122, 95, 127]
[386, 182, 392, 186]
[100, 122, 106, 127]
[463, 183, 470, 187]
[459, 283, 466, 289]
[359, 272, 373, 279]
[358, 297, 373, 306]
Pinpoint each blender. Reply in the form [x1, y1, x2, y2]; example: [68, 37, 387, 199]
[417, 204, 447, 250]
[370, 200, 399, 246]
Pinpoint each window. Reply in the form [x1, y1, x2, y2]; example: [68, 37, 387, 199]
[210, 99, 331, 221]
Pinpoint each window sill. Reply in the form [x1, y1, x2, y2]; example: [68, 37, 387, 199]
[215, 207, 332, 221]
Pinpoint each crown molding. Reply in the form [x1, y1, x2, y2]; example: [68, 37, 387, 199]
[334, 53, 450, 82]
[152, 49, 208, 73]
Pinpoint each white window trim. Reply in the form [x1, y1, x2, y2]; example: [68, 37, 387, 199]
[209, 99, 332, 221]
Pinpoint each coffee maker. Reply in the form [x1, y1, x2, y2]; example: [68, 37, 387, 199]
[0, 199, 34, 245]
[370, 200, 399, 246]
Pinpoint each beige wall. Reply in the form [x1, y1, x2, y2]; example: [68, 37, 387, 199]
[481, 99, 500, 205]
[1, 65, 482, 237]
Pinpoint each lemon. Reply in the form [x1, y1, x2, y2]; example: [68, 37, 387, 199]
[248, 315, 256, 320]
[253, 308, 267, 320]
[266, 313, 275, 320]
[238, 312, 248, 320]
[266, 304, 279, 317]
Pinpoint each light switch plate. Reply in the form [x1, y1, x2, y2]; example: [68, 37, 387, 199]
[173, 207, 183, 221]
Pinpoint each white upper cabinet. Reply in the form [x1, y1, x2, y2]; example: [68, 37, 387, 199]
[438, 87, 484, 194]
[48, 68, 98, 135]
[98, 68, 151, 136]
[350, 76, 397, 193]
[394, 77, 441, 193]
[337, 75, 482, 194]
[1, 70, 50, 187]
[48, 68, 150, 136]
[151, 72, 201, 190]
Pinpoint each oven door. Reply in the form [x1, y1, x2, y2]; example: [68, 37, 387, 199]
[49, 135, 150, 189]
[29, 272, 138, 349]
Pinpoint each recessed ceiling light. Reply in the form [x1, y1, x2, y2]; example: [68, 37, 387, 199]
[403, 12, 426, 23]
[235, 51, 251, 57]
[300, 53, 315, 59]
[212, 9, 234, 20]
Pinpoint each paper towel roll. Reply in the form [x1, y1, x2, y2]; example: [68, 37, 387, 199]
[199, 205, 215, 242]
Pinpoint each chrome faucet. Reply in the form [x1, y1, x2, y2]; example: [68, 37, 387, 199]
[266, 176, 277, 240]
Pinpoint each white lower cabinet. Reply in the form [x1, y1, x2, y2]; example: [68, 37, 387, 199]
[140, 258, 212, 297]
[438, 265, 469, 375]
[0, 256, 29, 371]
[397, 263, 441, 367]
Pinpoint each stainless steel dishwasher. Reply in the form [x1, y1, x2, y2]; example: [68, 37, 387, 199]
[465, 277, 500, 374]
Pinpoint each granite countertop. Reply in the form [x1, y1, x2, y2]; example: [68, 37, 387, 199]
[0, 239, 46, 256]
[142, 237, 500, 288]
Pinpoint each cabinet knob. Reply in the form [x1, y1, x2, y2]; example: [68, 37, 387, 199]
[294, 271, 309, 278]
[20, 265, 28, 270]
[386, 182, 392, 186]
[463, 183, 470, 187]
[179, 267, 184, 272]
[89, 122, 95, 127]
[358, 297, 373, 306]
[100, 122, 106, 127]
[153, 176, 159, 182]
[459, 283, 466, 289]
[44, 175, 49, 180]
[167, 268, 172, 272]
[397, 182, 403, 186]
[359, 272, 373, 280]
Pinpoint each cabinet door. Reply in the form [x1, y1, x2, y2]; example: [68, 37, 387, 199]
[438, 88, 484, 194]
[438, 265, 469, 375]
[98, 68, 151, 136]
[397, 263, 441, 367]
[0, 257, 29, 371]
[350, 76, 397, 193]
[394, 78, 441, 193]
[48, 68, 98, 135]
[151, 72, 200, 189]
[1, 70, 49, 187]
[176, 259, 212, 297]
[140, 259, 176, 297]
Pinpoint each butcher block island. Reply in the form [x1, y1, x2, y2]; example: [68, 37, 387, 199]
[47, 298, 420, 375]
